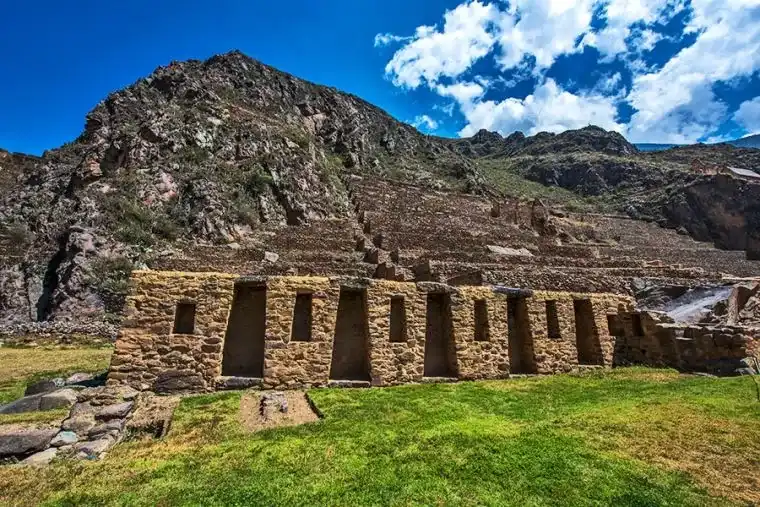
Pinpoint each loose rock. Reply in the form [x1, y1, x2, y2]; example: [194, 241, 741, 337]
[0, 428, 58, 457]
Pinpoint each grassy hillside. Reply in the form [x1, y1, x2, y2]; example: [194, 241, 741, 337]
[1, 361, 758, 506]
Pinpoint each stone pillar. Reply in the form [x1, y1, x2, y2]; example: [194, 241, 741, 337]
[366, 280, 426, 386]
[450, 286, 509, 380]
[262, 276, 339, 389]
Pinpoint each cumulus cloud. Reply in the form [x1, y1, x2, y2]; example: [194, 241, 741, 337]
[377, 0, 760, 142]
[626, 0, 760, 142]
[734, 97, 760, 134]
[457, 79, 623, 137]
[382, 1, 498, 88]
[411, 115, 439, 131]
[495, 0, 597, 71]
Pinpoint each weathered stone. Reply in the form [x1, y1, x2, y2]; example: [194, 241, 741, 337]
[21, 447, 58, 466]
[24, 378, 65, 396]
[264, 251, 279, 263]
[39, 389, 78, 411]
[74, 437, 114, 459]
[65, 372, 95, 385]
[95, 402, 134, 420]
[50, 431, 78, 447]
[0, 428, 58, 457]
[215, 376, 263, 390]
[61, 415, 96, 435]
[0, 394, 43, 414]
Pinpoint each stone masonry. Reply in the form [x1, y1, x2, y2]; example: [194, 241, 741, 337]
[108, 271, 759, 393]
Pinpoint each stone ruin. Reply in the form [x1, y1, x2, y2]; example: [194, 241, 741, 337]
[106, 176, 760, 393]
[106, 271, 759, 394]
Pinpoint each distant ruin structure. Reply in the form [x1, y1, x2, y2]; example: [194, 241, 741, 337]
[108, 271, 759, 393]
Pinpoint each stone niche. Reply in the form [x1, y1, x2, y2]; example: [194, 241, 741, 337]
[108, 271, 669, 393]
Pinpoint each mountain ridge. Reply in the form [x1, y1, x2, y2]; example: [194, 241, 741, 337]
[1, 50, 758, 329]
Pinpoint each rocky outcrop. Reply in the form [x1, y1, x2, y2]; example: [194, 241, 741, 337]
[1, 50, 758, 327]
[0, 51, 479, 326]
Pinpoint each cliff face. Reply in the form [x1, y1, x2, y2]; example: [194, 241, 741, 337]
[0, 50, 758, 329]
[0, 51, 480, 327]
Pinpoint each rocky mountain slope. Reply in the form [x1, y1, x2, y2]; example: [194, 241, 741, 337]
[1, 50, 758, 331]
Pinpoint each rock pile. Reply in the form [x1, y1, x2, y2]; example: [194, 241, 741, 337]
[0, 379, 140, 465]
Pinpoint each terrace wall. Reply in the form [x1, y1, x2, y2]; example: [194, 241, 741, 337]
[108, 271, 757, 393]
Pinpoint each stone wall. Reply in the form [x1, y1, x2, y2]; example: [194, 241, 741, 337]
[109, 271, 753, 394]
[611, 311, 760, 374]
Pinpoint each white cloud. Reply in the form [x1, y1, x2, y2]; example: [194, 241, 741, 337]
[632, 29, 663, 52]
[456, 79, 623, 137]
[626, 0, 760, 142]
[435, 81, 486, 106]
[374, 33, 411, 47]
[377, 0, 760, 143]
[496, 0, 597, 71]
[382, 1, 499, 88]
[597, 72, 624, 95]
[411, 115, 439, 131]
[626, 84, 729, 143]
[734, 96, 760, 134]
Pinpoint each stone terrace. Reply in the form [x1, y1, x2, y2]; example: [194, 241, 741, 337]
[348, 177, 760, 292]
[148, 176, 760, 293]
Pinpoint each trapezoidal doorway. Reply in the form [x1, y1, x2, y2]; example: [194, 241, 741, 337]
[574, 299, 603, 365]
[329, 289, 371, 381]
[424, 293, 457, 378]
[507, 297, 537, 374]
[221, 284, 267, 378]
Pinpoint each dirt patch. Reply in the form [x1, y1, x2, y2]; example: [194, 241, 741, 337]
[239, 391, 319, 432]
[126, 393, 180, 439]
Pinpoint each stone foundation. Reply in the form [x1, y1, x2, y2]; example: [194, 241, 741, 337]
[108, 271, 758, 393]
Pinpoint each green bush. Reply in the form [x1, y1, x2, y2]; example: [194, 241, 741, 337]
[88, 255, 134, 295]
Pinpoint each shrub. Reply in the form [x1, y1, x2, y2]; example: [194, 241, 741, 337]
[88, 255, 134, 296]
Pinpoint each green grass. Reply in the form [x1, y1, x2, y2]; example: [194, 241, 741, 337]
[477, 158, 601, 210]
[1, 367, 758, 506]
[0, 347, 112, 405]
[0, 408, 69, 426]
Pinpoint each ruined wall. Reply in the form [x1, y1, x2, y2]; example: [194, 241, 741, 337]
[610, 310, 760, 375]
[113, 271, 715, 393]
[108, 271, 236, 392]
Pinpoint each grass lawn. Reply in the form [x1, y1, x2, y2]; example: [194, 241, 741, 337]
[0, 346, 113, 405]
[1, 365, 758, 506]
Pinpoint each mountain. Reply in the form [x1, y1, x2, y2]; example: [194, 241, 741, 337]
[1, 50, 758, 331]
[634, 143, 681, 152]
[728, 134, 760, 150]
[635, 134, 760, 152]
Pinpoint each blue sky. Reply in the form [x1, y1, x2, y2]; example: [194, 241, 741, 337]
[1, 0, 759, 155]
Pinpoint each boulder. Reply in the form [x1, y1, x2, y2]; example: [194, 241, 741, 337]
[263, 251, 279, 263]
[0, 428, 58, 457]
[39, 389, 78, 411]
[65, 372, 95, 385]
[61, 415, 96, 435]
[0, 394, 43, 414]
[24, 378, 65, 396]
[50, 431, 78, 447]
[74, 437, 114, 459]
[21, 447, 58, 466]
[95, 401, 134, 420]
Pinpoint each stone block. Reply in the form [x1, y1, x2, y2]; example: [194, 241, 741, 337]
[95, 402, 134, 420]
[0, 428, 58, 457]
[21, 447, 58, 466]
[0, 394, 43, 414]
[50, 431, 79, 447]
[39, 389, 78, 411]
[24, 378, 65, 396]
